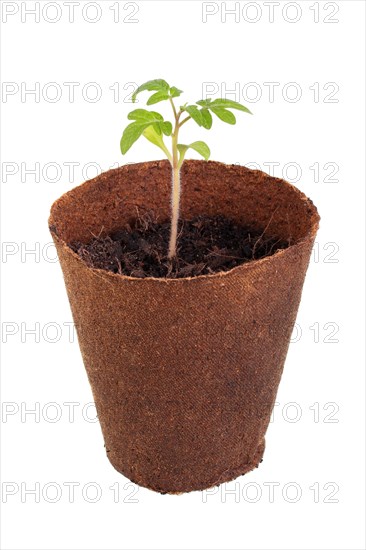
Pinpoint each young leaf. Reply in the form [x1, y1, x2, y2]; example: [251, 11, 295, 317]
[127, 109, 163, 122]
[147, 90, 171, 105]
[210, 107, 236, 125]
[120, 122, 147, 154]
[197, 97, 251, 115]
[189, 141, 210, 160]
[184, 105, 203, 126]
[161, 121, 173, 136]
[200, 108, 212, 129]
[132, 79, 170, 103]
[210, 98, 252, 114]
[152, 122, 162, 135]
[121, 109, 167, 154]
[196, 99, 212, 107]
[142, 126, 172, 161]
[177, 141, 210, 167]
[170, 86, 183, 98]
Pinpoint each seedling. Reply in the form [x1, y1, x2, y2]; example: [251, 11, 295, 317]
[120, 79, 252, 259]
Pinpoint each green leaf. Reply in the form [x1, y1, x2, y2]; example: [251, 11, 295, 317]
[142, 126, 172, 161]
[120, 122, 147, 154]
[152, 122, 162, 135]
[210, 107, 236, 124]
[147, 90, 170, 105]
[127, 109, 164, 122]
[196, 98, 251, 114]
[210, 98, 252, 114]
[184, 105, 203, 126]
[196, 99, 212, 107]
[127, 108, 151, 121]
[189, 141, 210, 160]
[121, 108, 168, 154]
[177, 144, 189, 155]
[200, 108, 212, 129]
[170, 86, 183, 98]
[161, 121, 172, 136]
[132, 79, 170, 103]
[177, 140, 210, 167]
[127, 109, 163, 122]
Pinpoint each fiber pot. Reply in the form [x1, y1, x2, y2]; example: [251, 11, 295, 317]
[49, 159, 320, 494]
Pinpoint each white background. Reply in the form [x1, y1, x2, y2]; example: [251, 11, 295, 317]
[1, 1, 365, 549]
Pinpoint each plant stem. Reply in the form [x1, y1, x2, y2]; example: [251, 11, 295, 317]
[168, 111, 180, 260]
[169, 97, 177, 120]
[167, 101, 191, 260]
[179, 116, 190, 128]
[168, 163, 180, 260]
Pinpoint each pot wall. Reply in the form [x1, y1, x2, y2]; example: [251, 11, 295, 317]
[49, 160, 319, 493]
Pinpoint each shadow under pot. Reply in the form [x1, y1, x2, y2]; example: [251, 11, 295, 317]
[49, 159, 320, 494]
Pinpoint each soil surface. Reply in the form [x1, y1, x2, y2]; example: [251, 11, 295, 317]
[70, 214, 289, 279]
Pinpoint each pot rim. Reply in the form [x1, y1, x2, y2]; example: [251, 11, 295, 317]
[49, 159, 320, 284]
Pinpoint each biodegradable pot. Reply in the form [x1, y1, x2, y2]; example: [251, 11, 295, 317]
[49, 159, 319, 494]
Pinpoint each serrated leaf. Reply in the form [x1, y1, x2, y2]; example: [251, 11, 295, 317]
[127, 108, 151, 121]
[147, 90, 170, 105]
[184, 105, 203, 126]
[120, 122, 147, 154]
[132, 79, 170, 102]
[210, 98, 252, 114]
[161, 121, 172, 136]
[121, 108, 167, 154]
[200, 108, 212, 129]
[210, 107, 236, 124]
[142, 126, 172, 161]
[196, 99, 212, 107]
[170, 86, 183, 98]
[127, 109, 163, 122]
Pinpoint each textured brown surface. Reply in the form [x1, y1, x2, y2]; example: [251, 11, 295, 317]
[49, 159, 320, 494]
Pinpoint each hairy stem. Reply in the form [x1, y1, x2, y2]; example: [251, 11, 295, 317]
[168, 163, 181, 259]
[168, 123, 180, 258]
[167, 102, 192, 259]
[168, 104, 182, 260]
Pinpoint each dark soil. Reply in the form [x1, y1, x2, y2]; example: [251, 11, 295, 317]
[70, 214, 289, 279]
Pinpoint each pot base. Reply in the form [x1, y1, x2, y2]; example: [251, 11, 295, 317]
[106, 439, 265, 495]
